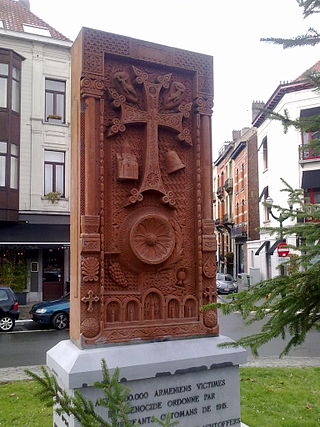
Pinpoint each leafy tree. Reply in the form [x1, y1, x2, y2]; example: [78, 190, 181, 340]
[204, 0, 320, 356]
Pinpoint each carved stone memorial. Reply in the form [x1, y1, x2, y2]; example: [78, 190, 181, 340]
[70, 28, 218, 346]
[48, 28, 246, 427]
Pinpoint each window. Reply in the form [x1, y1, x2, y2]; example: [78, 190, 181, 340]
[0, 20, 4, 29]
[0, 141, 7, 187]
[0, 142, 19, 189]
[44, 150, 65, 196]
[10, 144, 18, 189]
[264, 192, 270, 222]
[262, 137, 268, 170]
[23, 24, 51, 37]
[45, 79, 66, 123]
[306, 188, 320, 204]
[0, 63, 8, 108]
[12, 66, 20, 112]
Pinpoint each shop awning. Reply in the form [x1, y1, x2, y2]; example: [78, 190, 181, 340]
[301, 169, 320, 189]
[255, 240, 270, 255]
[300, 107, 320, 118]
[259, 186, 268, 202]
[0, 223, 70, 245]
[267, 240, 283, 255]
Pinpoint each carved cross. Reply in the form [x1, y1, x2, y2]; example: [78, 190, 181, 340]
[108, 67, 191, 207]
[81, 290, 99, 312]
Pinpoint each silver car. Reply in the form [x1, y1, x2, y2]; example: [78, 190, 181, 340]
[216, 273, 238, 295]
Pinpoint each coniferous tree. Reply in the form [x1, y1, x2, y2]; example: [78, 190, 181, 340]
[204, 0, 320, 356]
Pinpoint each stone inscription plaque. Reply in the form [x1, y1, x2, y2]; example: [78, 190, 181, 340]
[71, 28, 218, 346]
[74, 367, 241, 427]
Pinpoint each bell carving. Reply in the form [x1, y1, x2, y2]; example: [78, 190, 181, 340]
[165, 150, 185, 174]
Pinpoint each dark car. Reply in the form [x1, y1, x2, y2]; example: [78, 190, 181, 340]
[29, 293, 70, 330]
[216, 273, 238, 295]
[0, 286, 19, 332]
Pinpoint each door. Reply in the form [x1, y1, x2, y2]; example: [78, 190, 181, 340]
[42, 248, 64, 300]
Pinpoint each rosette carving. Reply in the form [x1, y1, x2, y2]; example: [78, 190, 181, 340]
[130, 214, 175, 265]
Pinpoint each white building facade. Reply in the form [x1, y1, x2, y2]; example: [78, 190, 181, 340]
[248, 76, 320, 282]
[0, 0, 72, 302]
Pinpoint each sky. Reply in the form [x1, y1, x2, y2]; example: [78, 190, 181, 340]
[29, 0, 320, 158]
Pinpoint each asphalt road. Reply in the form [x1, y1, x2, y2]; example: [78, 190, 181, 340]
[0, 300, 320, 368]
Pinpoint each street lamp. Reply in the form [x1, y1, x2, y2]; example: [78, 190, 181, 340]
[265, 196, 293, 276]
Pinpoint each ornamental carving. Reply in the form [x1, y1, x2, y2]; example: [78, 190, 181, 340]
[81, 257, 99, 282]
[71, 28, 218, 346]
[130, 214, 175, 265]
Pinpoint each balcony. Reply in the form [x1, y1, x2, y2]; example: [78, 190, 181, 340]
[231, 223, 247, 238]
[216, 186, 224, 199]
[299, 143, 320, 161]
[224, 178, 233, 194]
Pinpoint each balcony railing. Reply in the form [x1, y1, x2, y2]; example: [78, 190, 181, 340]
[299, 143, 320, 161]
[224, 178, 233, 193]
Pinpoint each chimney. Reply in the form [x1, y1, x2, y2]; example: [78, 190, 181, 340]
[252, 101, 264, 122]
[19, 0, 30, 10]
[232, 130, 241, 142]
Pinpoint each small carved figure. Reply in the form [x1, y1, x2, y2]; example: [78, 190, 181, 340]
[175, 267, 189, 286]
[113, 71, 138, 103]
[163, 81, 186, 110]
[116, 140, 139, 180]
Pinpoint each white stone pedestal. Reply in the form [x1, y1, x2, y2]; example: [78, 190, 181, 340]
[47, 335, 247, 427]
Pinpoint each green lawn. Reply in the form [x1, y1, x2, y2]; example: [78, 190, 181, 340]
[0, 368, 319, 427]
[240, 367, 320, 427]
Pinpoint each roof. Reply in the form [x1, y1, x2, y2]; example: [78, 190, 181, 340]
[252, 80, 313, 128]
[252, 59, 320, 128]
[0, 0, 70, 41]
[295, 60, 320, 81]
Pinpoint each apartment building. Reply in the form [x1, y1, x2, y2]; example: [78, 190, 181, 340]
[248, 62, 320, 280]
[213, 109, 260, 277]
[0, 0, 72, 302]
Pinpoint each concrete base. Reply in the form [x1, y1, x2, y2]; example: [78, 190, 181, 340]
[47, 335, 247, 427]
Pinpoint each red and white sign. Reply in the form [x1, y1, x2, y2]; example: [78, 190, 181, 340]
[277, 242, 289, 257]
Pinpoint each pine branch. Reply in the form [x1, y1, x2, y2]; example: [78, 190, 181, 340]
[261, 28, 320, 48]
[204, 183, 320, 356]
[297, 0, 320, 17]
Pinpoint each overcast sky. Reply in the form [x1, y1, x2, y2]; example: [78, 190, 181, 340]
[30, 0, 320, 158]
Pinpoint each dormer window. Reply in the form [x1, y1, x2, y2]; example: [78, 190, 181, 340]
[23, 24, 51, 37]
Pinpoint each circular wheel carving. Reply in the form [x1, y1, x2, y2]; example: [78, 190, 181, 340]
[130, 214, 175, 265]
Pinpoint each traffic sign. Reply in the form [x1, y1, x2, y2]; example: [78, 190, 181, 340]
[277, 242, 289, 257]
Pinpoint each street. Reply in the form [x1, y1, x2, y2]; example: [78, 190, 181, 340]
[1, 301, 320, 368]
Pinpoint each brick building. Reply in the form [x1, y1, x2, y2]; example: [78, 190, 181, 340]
[213, 104, 260, 278]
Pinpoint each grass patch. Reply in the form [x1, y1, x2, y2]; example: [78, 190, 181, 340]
[240, 367, 320, 427]
[0, 380, 51, 427]
[0, 368, 320, 426]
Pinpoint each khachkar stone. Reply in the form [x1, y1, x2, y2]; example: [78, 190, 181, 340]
[70, 28, 218, 347]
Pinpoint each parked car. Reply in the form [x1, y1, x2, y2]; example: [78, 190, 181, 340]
[0, 286, 20, 332]
[216, 273, 238, 295]
[29, 293, 70, 330]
